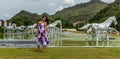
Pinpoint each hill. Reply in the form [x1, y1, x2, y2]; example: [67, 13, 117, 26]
[90, 0, 120, 22]
[53, 0, 108, 28]
[89, 0, 120, 31]
[8, 0, 108, 27]
[8, 10, 54, 26]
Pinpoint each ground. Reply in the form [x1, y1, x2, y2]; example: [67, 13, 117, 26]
[0, 48, 120, 59]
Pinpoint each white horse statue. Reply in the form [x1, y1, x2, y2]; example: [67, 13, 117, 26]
[94, 27, 119, 39]
[26, 23, 37, 35]
[79, 16, 118, 46]
[47, 20, 62, 46]
[15, 25, 26, 31]
[27, 23, 37, 29]
[4, 23, 16, 31]
[47, 20, 62, 28]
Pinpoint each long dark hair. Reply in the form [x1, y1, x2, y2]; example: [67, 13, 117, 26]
[42, 15, 49, 25]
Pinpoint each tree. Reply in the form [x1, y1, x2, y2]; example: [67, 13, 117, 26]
[115, 11, 120, 31]
[10, 16, 33, 26]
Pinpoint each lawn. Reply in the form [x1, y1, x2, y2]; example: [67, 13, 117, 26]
[0, 48, 120, 59]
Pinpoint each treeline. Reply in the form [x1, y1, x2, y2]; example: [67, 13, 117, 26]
[8, 16, 33, 26]
[116, 11, 120, 31]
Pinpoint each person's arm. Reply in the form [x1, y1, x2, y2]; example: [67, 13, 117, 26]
[37, 21, 41, 36]
[44, 22, 47, 38]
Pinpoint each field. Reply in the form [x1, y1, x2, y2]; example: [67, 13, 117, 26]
[0, 48, 120, 59]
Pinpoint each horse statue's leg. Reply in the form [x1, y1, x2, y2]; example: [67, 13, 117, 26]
[106, 33, 109, 46]
[92, 33, 95, 45]
[85, 28, 93, 46]
[85, 33, 89, 46]
[96, 30, 99, 46]
[101, 34, 105, 46]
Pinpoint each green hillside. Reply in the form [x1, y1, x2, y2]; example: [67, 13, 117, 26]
[9, 10, 54, 26]
[8, 10, 40, 26]
[53, 0, 108, 28]
[89, 0, 120, 31]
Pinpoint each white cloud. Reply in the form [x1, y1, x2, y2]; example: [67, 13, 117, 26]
[101, 0, 115, 3]
[56, 6, 64, 11]
[64, 0, 75, 6]
[48, 2, 55, 6]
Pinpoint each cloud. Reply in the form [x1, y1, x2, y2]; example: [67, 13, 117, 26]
[101, 0, 115, 3]
[48, 2, 55, 6]
[64, 0, 75, 6]
[56, 6, 64, 11]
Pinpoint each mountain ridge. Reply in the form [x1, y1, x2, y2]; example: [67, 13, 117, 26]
[9, 0, 108, 28]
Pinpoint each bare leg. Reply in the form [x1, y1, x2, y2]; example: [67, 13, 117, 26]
[43, 37, 47, 50]
[43, 42, 47, 52]
[37, 45, 44, 52]
[37, 45, 40, 51]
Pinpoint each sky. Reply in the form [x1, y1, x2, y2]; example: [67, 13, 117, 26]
[0, 0, 115, 20]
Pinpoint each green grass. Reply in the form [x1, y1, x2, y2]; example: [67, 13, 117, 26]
[62, 40, 105, 46]
[62, 40, 120, 46]
[0, 48, 120, 59]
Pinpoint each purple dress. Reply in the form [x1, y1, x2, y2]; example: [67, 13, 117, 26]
[37, 23, 49, 46]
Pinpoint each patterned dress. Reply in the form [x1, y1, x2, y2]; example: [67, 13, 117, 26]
[37, 22, 49, 46]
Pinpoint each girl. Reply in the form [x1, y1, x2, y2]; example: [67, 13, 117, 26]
[37, 15, 49, 52]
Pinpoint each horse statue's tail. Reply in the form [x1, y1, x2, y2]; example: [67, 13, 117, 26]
[109, 27, 119, 35]
[78, 24, 91, 30]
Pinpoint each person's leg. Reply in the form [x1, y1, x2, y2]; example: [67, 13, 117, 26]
[37, 41, 41, 52]
[37, 39, 39, 50]
[37, 40, 43, 52]
[42, 37, 47, 50]
[37, 45, 40, 50]
[39, 42, 44, 52]
[40, 37, 48, 52]
[43, 44, 46, 50]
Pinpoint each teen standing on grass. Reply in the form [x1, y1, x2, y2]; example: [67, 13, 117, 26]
[37, 15, 49, 52]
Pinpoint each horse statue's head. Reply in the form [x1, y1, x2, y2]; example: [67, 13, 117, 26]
[112, 16, 118, 25]
[33, 23, 37, 27]
[12, 23, 16, 27]
[20, 25, 25, 29]
[48, 20, 62, 27]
